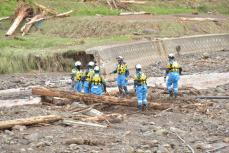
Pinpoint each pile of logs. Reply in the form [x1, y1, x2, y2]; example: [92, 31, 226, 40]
[5, 2, 73, 36]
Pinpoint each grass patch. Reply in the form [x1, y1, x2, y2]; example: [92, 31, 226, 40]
[0, 36, 74, 49]
[197, 0, 229, 15]
[139, 6, 193, 15]
[1, 0, 229, 17]
[0, 34, 132, 73]
[0, 0, 119, 17]
[0, 0, 17, 17]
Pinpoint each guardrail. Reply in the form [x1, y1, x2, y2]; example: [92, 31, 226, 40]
[86, 33, 229, 74]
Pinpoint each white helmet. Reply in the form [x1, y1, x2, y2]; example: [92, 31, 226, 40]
[135, 64, 142, 70]
[168, 53, 175, 59]
[116, 56, 124, 61]
[94, 66, 100, 72]
[75, 61, 82, 67]
[88, 61, 95, 67]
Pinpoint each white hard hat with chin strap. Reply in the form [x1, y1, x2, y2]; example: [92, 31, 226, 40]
[116, 56, 124, 60]
[135, 64, 142, 72]
[88, 61, 95, 67]
[75, 61, 82, 67]
[168, 53, 175, 59]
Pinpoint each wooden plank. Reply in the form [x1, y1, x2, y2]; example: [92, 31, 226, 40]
[0, 115, 62, 130]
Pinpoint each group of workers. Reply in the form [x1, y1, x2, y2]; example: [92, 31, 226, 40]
[71, 53, 182, 112]
[71, 61, 106, 96]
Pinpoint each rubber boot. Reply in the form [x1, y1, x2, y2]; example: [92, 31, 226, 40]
[143, 104, 148, 111]
[138, 105, 142, 112]
[118, 86, 123, 97]
[174, 92, 178, 98]
[168, 90, 172, 97]
[123, 86, 129, 96]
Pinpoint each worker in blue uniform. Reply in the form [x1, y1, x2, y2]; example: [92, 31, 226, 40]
[110, 56, 129, 96]
[90, 66, 106, 96]
[73, 61, 83, 92]
[82, 61, 95, 94]
[134, 64, 148, 112]
[164, 53, 182, 97]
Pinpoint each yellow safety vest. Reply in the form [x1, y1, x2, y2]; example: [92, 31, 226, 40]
[167, 61, 180, 72]
[91, 74, 104, 85]
[117, 64, 127, 75]
[134, 72, 147, 85]
[84, 69, 95, 82]
[74, 70, 83, 81]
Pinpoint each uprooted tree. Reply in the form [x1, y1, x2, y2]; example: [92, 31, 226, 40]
[5, 2, 73, 36]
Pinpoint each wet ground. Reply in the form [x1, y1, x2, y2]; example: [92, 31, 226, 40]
[0, 50, 228, 153]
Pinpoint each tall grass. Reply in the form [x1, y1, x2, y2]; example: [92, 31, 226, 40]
[0, 34, 132, 74]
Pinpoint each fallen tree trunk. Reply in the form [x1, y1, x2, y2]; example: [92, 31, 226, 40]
[56, 10, 73, 17]
[120, 0, 146, 4]
[32, 87, 170, 110]
[21, 14, 44, 36]
[0, 115, 62, 130]
[34, 2, 58, 15]
[120, 11, 150, 16]
[6, 4, 33, 36]
[20, 10, 73, 36]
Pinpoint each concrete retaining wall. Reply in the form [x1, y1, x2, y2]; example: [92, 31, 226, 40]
[86, 33, 229, 74]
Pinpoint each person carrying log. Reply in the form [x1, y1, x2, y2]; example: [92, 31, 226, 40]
[110, 56, 129, 96]
[90, 66, 107, 96]
[82, 61, 95, 94]
[164, 53, 182, 98]
[134, 64, 148, 112]
[72, 61, 83, 92]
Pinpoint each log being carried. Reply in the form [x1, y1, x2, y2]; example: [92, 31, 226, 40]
[32, 87, 170, 110]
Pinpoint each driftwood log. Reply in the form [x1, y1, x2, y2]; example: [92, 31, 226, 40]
[32, 87, 170, 110]
[21, 14, 45, 36]
[20, 10, 73, 36]
[0, 115, 62, 130]
[6, 4, 33, 36]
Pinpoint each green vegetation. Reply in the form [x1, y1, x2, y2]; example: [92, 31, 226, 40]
[1, 0, 229, 17]
[0, 34, 132, 73]
[138, 6, 193, 15]
[0, 0, 120, 17]
[197, 1, 229, 15]
[0, 0, 17, 16]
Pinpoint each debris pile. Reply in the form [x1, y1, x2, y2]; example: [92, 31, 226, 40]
[5, 2, 73, 36]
